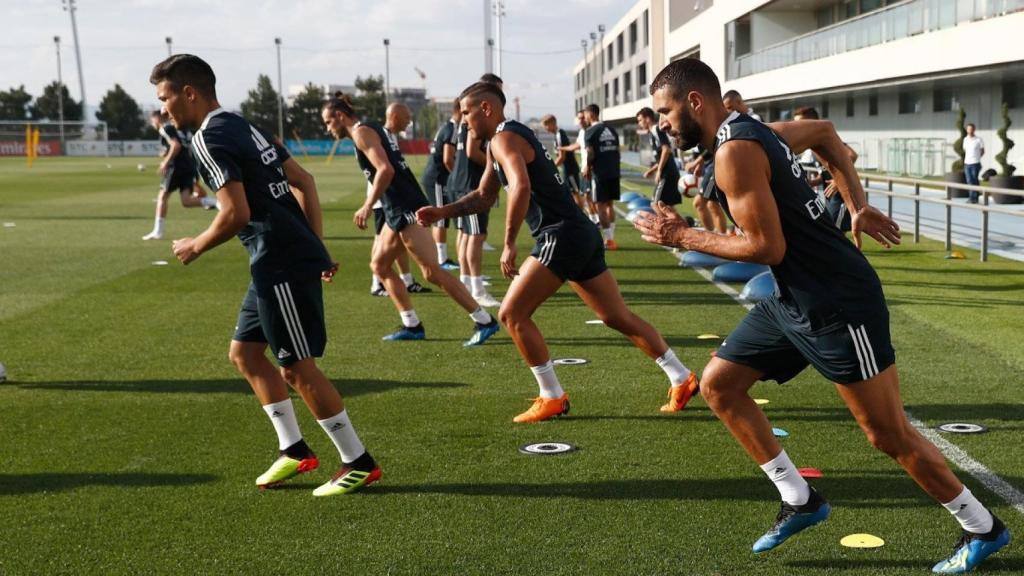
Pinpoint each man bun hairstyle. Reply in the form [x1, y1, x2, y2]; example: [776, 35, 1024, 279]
[323, 91, 356, 117]
[459, 81, 506, 107]
[637, 107, 656, 120]
[479, 73, 503, 86]
[650, 58, 722, 102]
[149, 54, 217, 99]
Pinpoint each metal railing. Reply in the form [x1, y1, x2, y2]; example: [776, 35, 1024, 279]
[856, 173, 1024, 261]
[730, 0, 1024, 79]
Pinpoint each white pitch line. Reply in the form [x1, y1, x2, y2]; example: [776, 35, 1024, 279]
[616, 200, 1024, 516]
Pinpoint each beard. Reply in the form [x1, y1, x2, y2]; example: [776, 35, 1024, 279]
[675, 106, 704, 151]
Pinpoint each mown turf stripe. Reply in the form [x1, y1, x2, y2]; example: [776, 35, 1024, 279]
[615, 201, 1024, 517]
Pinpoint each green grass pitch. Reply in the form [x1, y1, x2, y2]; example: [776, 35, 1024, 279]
[1, 156, 1022, 575]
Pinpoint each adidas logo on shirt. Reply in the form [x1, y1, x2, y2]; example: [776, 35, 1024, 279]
[277, 349, 292, 359]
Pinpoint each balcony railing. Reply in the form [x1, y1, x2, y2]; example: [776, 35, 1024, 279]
[730, 0, 1024, 79]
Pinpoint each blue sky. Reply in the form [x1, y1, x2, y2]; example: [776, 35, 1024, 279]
[6, 0, 629, 129]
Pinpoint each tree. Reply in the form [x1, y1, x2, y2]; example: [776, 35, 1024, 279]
[240, 74, 289, 139]
[0, 85, 33, 120]
[287, 83, 325, 139]
[30, 81, 82, 122]
[95, 84, 145, 139]
[415, 102, 440, 142]
[354, 75, 386, 124]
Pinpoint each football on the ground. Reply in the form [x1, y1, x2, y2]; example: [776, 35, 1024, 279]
[137, 164, 145, 172]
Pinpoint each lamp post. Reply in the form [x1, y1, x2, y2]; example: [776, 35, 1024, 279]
[493, 1, 505, 77]
[165, 36, 172, 57]
[55, 35, 64, 146]
[383, 38, 391, 107]
[579, 39, 588, 111]
[274, 37, 284, 139]
[61, 0, 87, 120]
[598, 24, 606, 110]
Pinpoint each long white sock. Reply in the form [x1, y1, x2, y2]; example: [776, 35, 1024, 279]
[371, 275, 382, 291]
[470, 276, 485, 297]
[943, 487, 994, 533]
[602, 226, 612, 241]
[399, 309, 420, 327]
[656, 349, 691, 386]
[316, 409, 366, 464]
[469, 307, 492, 324]
[760, 450, 810, 506]
[153, 216, 165, 235]
[437, 242, 448, 263]
[460, 274, 470, 289]
[608, 222, 616, 240]
[401, 272, 414, 287]
[200, 196, 218, 209]
[530, 361, 564, 399]
[262, 399, 302, 450]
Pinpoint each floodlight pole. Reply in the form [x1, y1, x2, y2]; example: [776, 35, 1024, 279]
[483, 0, 493, 73]
[493, 1, 505, 77]
[383, 38, 391, 107]
[274, 37, 284, 140]
[579, 39, 587, 109]
[589, 32, 597, 106]
[598, 24, 605, 109]
[165, 36, 172, 57]
[55, 35, 65, 147]
[62, 0, 87, 120]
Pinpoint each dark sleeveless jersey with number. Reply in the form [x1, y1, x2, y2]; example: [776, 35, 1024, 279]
[584, 122, 621, 180]
[192, 109, 330, 282]
[447, 121, 486, 196]
[492, 120, 588, 238]
[421, 119, 456, 188]
[649, 125, 679, 179]
[160, 122, 196, 171]
[556, 129, 580, 175]
[705, 112, 883, 324]
[354, 121, 427, 210]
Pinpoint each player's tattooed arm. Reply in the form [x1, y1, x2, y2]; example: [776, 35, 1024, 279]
[448, 149, 501, 218]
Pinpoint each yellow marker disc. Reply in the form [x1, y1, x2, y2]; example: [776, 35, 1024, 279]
[754, 398, 770, 406]
[697, 334, 721, 340]
[840, 534, 885, 548]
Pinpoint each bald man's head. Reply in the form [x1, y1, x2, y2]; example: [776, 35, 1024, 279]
[385, 102, 412, 133]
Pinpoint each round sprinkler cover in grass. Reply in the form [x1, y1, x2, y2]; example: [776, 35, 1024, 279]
[519, 442, 578, 456]
[937, 423, 988, 434]
[553, 358, 590, 366]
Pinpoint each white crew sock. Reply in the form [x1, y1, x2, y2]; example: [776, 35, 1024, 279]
[399, 309, 420, 328]
[469, 307, 492, 324]
[460, 274, 470, 289]
[262, 399, 303, 450]
[602, 226, 612, 241]
[316, 409, 366, 464]
[943, 487, 994, 534]
[371, 275, 382, 291]
[760, 450, 810, 506]
[153, 216, 165, 235]
[530, 361, 565, 399]
[656, 349, 691, 386]
[437, 242, 448, 263]
[401, 272, 414, 287]
[470, 276, 485, 297]
[200, 196, 218, 209]
[608, 222, 616, 240]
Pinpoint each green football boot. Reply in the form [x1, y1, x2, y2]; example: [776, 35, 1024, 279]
[256, 454, 320, 489]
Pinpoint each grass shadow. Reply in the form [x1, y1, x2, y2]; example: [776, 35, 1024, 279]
[10, 377, 468, 397]
[785, 557, 1024, 573]
[0, 472, 218, 495]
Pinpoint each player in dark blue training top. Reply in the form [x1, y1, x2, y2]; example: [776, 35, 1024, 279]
[416, 82, 698, 424]
[419, 98, 461, 270]
[142, 110, 217, 240]
[635, 58, 1008, 572]
[320, 92, 499, 346]
[150, 54, 380, 497]
[582, 104, 621, 250]
[636, 107, 682, 207]
[541, 114, 591, 218]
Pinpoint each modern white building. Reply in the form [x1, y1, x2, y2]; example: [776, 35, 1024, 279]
[574, 0, 1024, 177]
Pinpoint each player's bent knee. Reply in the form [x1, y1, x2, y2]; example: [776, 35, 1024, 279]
[862, 422, 913, 458]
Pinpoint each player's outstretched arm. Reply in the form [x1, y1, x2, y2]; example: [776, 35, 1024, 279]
[489, 133, 531, 278]
[635, 141, 785, 265]
[173, 181, 249, 265]
[283, 157, 323, 239]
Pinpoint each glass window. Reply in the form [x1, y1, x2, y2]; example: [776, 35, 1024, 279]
[638, 63, 647, 94]
[933, 88, 959, 112]
[861, 0, 883, 13]
[624, 71, 632, 102]
[630, 20, 638, 56]
[604, 83, 609, 108]
[607, 46, 613, 71]
[1005, 80, 1021, 109]
[846, 94, 855, 117]
[617, 33, 624, 64]
[644, 10, 649, 46]
[815, 6, 834, 28]
[869, 92, 878, 116]
[898, 91, 922, 114]
[821, 98, 830, 118]
[613, 78, 620, 106]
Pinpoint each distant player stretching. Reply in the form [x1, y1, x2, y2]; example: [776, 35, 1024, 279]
[417, 82, 698, 423]
[635, 58, 1008, 572]
[151, 54, 380, 496]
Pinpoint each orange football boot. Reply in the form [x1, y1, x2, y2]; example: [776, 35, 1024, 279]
[660, 373, 700, 412]
[604, 239, 619, 251]
[513, 394, 571, 423]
